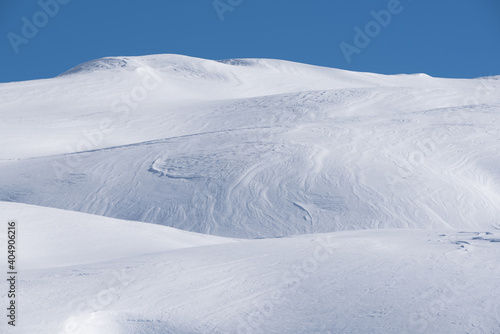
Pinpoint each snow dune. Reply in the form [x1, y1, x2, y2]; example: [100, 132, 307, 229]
[1, 201, 234, 270]
[1, 201, 499, 334]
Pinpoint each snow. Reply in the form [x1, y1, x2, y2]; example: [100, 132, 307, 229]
[1, 201, 499, 333]
[0, 54, 499, 333]
[1, 201, 233, 270]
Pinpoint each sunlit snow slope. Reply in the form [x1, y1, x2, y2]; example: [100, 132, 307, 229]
[1, 201, 499, 334]
[1, 55, 500, 334]
[0, 54, 499, 238]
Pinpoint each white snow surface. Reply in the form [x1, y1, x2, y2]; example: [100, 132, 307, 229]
[1, 54, 499, 237]
[0, 54, 500, 333]
[1, 202, 500, 334]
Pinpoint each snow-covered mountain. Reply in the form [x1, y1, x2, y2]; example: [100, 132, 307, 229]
[1, 54, 499, 238]
[0, 54, 499, 333]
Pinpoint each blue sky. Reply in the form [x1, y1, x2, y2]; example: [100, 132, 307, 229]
[1, 0, 499, 83]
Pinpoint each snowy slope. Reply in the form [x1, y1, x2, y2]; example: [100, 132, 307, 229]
[1, 201, 234, 270]
[1, 54, 500, 333]
[1, 54, 499, 237]
[1, 201, 499, 334]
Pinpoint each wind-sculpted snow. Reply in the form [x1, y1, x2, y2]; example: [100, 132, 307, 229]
[2, 202, 499, 334]
[0, 55, 499, 237]
[59, 57, 132, 76]
[1, 54, 500, 333]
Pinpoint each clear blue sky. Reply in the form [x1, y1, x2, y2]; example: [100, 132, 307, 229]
[1, 0, 499, 83]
